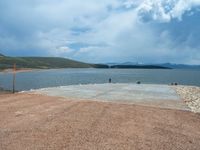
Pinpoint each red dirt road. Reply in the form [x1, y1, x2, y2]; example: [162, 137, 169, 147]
[0, 93, 200, 150]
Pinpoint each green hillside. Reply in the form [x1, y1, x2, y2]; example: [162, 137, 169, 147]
[0, 55, 108, 70]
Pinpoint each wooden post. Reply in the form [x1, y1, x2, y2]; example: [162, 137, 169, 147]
[13, 63, 16, 93]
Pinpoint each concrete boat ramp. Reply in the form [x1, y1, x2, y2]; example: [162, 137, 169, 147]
[31, 83, 189, 111]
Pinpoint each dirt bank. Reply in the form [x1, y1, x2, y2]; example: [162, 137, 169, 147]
[0, 93, 200, 150]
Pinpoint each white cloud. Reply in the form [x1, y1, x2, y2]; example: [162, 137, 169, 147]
[0, 0, 200, 64]
[171, 0, 200, 20]
[136, 0, 200, 22]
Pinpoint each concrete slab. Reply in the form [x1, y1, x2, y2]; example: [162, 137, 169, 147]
[31, 83, 189, 111]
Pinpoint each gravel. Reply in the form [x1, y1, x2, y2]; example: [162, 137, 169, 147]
[1, 93, 200, 150]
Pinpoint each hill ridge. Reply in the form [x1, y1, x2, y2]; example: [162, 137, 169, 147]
[0, 55, 108, 70]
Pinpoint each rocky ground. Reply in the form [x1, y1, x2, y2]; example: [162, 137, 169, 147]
[173, 85, 200, 113]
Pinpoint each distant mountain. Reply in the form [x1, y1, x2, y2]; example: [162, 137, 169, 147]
[119, 62, 140, 65]
[107, 62, 200, 69]
[159, 63, 200, 69]
[0, 55, 109, 70]
[106, 62, 139, 67]
[1, 54, 199, 70]
[107, 62, 170, 69]
[110, 65, 170, 69]
[106, 62, 119, 66]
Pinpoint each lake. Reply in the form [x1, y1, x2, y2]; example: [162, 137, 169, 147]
[0, 68, 200, 91]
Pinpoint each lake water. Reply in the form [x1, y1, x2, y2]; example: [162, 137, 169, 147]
[0, 68, 200, 91]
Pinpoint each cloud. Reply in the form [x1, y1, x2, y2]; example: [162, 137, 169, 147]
[0, 0, 200, 64]
[136, 0, 200, 22]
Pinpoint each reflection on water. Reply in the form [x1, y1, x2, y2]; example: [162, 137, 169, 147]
[0, 68, 200, 91]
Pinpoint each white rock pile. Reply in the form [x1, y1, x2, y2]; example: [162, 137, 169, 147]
[173, 85, 200, 113]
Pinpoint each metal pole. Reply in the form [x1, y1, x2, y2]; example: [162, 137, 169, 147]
[13, 63, 16, 93]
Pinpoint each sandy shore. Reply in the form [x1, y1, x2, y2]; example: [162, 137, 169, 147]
[173, 86, 200, 113]
[0, 68, 34, 73]
[0, 93, 200, 150]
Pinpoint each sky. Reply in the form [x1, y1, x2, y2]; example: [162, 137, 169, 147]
[0, 0, 200, 64]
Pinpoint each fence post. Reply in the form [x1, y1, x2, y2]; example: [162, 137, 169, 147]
[13, 63, 16, 93]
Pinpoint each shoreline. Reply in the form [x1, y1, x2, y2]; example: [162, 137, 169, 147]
[0, 68, 105, 73]
[0, 68, 35, 73]
[1, 83, 200, 112]
[29, 83, 199, 112]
